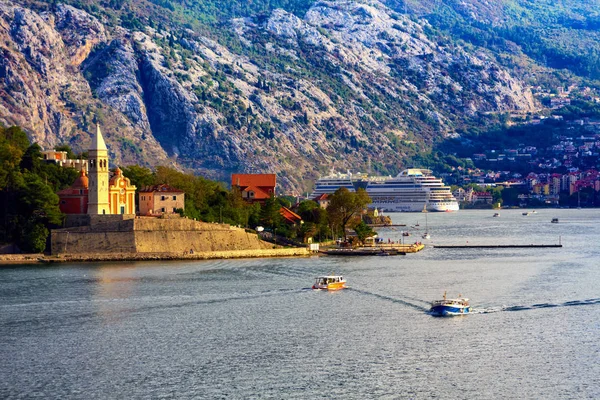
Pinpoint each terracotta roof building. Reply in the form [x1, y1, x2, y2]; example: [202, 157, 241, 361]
[313, 193, 330, 209]
[58, 170, 89, 214]
[138, 184, 185, 215]
[231, 173, 276, 204]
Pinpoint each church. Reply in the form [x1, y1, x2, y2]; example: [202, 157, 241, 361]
[58, 125, 136, 215]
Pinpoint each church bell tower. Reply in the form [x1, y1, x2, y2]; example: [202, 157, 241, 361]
[87, 124, 110, 215]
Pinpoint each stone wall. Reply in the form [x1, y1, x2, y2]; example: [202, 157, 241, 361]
[51, 216, 271, 255]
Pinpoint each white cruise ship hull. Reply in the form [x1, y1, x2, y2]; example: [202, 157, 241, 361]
[428, 202, 460, 212]
[371, 201, 459, 212]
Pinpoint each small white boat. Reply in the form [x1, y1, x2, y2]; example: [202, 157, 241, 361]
[493, 212, 500, 217]
[312, 275, 347, 291]
[422, 232, 430, 239]
[430, 292, 470, 316]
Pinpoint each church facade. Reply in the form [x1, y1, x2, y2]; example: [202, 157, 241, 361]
[58, 125, 136, 215]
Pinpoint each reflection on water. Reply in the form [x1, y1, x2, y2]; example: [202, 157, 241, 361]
[1, 209, 599, 399]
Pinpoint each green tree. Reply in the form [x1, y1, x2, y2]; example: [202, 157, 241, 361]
[259, 196, 282, 229]
[353, 220, 375, 245]
[327, 187, 371, 240]
[20, 222, 49, 253]
[121, 165, 156, 189]
[19, 143, 43, 173]
[298, 221, 317, 242]
[0, 126, 29, 189]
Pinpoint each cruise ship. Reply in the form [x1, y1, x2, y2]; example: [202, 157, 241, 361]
[309, 171, 365, 197]
[310, 169, 459, 212]
[366, 169, 459, 212]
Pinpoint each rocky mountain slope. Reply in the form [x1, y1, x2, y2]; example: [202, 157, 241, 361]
[0, 0, 537, 192]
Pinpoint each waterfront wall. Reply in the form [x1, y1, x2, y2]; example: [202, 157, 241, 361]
[43, 248, 310, 263]
[51, 216, 272, 255]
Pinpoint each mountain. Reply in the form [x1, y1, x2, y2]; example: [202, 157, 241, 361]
[2, 0, 594, 192]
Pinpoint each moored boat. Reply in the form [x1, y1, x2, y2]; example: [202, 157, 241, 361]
[430, 292, 470, 316]
[312, 275, 347, 290]
[493, 212, 500, 217]
[551, 218, 559, 223]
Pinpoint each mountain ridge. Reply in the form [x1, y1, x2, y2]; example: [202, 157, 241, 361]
[0, 0, 571, 192]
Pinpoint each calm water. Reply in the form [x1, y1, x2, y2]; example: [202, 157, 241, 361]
[1, 209, 599, 399]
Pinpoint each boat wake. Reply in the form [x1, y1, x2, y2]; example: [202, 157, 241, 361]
[470, 298, 600, 314]
[1, 288, 306, 330]
[347, 288, 429, 311]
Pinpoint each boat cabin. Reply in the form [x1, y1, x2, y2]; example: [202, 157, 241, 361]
[312, 275, 347, 290]
[315, 276, 343, 285]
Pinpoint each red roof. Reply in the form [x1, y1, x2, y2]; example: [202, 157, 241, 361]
[279, 206, 302, 224]
[242, 185, 271, 200]
[231, 173, 276, 188]
[313, 193, 329, 201]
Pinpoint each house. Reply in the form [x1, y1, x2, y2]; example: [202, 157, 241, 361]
[138, 184, 185, 215]
[472, 192, 493, 204]
[453, 187, 473, 203]
[231, 173, 276, 204]
[313, 193, 330, 209]
[41, 149, 88, 172]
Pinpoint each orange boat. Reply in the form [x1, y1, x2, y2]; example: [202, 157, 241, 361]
[312, 275, 347, 291]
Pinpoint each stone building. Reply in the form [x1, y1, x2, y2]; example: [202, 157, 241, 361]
[138, 184, 185, 215]
[41, 149, 88, 172]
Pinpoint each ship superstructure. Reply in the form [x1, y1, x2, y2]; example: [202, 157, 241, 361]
[310, 168, 458, 212]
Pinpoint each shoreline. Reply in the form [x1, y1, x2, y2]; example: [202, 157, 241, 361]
[0, 248, 312, 265]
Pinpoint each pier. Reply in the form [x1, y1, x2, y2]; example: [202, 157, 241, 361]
[433, 244, 562, 249]
[322, 243, 425, 256]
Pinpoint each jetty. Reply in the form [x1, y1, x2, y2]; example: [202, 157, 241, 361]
[367, 224, 407, 227]
[433, 244, 562, 249]
[323, 248, 403, 256]
[323, 243, 424, 256]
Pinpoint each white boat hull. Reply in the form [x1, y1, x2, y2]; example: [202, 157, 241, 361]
[371, 201, 459, 212]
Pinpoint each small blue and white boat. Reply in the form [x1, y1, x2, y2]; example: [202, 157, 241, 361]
[430, 292, 470, 316]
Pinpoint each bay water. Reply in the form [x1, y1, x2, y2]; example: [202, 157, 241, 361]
[1, 209, 599, 398]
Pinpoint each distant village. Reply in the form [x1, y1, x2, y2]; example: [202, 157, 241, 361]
[445, 84, 600, 208]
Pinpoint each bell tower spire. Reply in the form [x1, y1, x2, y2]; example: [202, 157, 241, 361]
[87, 124, 110, 215]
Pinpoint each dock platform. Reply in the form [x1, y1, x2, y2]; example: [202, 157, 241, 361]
[322, 243, 425, 256]
[433, 244, 562, 249]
